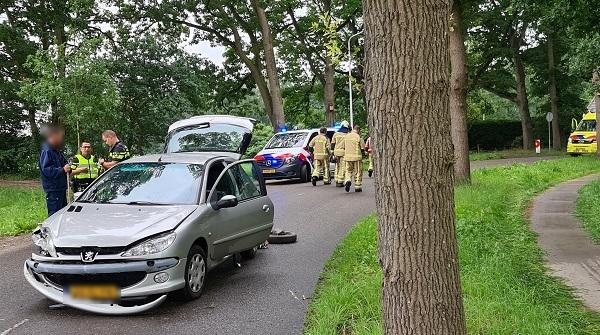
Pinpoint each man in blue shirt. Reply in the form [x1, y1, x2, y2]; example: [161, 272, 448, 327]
[39, 125, 71, 216]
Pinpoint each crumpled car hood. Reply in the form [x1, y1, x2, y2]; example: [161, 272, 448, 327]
[44, 203, 196, 247]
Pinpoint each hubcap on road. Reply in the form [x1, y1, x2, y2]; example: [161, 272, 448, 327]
[188, 254, 206, 293]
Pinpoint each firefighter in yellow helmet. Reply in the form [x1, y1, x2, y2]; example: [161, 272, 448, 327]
[308, 127, 331, 186]
[338, 125, 365, 192]
[331, 120, 350, 187]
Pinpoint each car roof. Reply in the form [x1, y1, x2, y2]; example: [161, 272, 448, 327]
[274, 127, 337, 135]
[582, 112, 596, 121]
[125, 153, 235, 165]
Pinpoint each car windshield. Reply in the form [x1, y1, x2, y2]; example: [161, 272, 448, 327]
[166, 123, 247, 153]
[265, 132, 307, 149]
[79, 163, 204, 205]
[577, 120, 597, 132]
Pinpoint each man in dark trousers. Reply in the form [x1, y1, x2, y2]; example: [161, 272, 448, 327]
[39, 124, 71, 217]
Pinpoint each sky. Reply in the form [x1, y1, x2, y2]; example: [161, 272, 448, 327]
[183, 39, 226, 66]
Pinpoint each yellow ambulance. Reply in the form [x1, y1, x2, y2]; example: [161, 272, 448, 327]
[567, 112, 597, 155]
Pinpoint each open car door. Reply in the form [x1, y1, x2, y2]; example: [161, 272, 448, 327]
[165, 115, 255, 160]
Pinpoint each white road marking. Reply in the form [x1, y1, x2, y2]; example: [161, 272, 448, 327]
[1, 319, 29, 335]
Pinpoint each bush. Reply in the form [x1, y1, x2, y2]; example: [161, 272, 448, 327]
[0, 135, 39, 178]
[468, 120, 522, 150]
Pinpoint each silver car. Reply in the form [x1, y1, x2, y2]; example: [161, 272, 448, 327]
[24, 116, 274, 315]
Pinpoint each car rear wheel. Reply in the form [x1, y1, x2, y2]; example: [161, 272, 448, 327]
[300, 164, 310, 183]
[176, 245, 207, 301]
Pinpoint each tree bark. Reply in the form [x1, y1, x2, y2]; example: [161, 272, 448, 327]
[251, 0, 286, 129]
[449, 0, 470, 183]
[512, 32, 534, 150]
[363, 0, 467, 334]
[547, 36, 561, 149]
[324, 56, 335, 126]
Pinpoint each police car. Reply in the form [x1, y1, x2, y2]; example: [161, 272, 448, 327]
[254, 128, 337, 182]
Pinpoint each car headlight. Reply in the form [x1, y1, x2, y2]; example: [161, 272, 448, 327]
[284, 156, 297, 165]
[32, 226, 57, 257]
[568, 137, 572, 143]
[121, 232, 176, 257]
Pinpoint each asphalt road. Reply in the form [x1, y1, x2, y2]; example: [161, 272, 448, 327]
[0, 156, 559, 335]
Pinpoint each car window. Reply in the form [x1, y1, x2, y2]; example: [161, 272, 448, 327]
[577, 120, 597, 132]
[211, 170, 237, 202]
[265, 132, 307, 149]
[166, 123, 248, 153]
[231, 162, 262, 200]
[79, 162, 204, 205]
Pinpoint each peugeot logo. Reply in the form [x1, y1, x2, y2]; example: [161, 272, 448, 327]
[81, 250, 98, 263]
[266, 160, 272, 166]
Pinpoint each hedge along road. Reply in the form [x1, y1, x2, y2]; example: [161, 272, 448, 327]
[0, 156, 559, 335]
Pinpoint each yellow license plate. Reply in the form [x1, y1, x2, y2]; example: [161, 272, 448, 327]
[67, 284, 120, 300]
[262, 169, 276, 174]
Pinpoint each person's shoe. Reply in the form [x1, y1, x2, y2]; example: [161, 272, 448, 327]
[324, 181, 331, 185]
[336, 182, 344, 187]
[311, 176, 317, 186]
[344, 181, 351, 192]
[368, 169, 373, 178]
[355, 188, 362, 192]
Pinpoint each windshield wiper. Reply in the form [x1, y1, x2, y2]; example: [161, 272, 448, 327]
[122, 201, 167, 206]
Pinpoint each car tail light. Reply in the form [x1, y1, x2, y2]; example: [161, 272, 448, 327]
[254, 155, 265, 161]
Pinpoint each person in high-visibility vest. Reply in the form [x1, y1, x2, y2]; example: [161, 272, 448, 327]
[331, 120, 350, 187]
[70, 142, 100, 192]
[308, 127, 331, 186]
[99, 130, 131, 170]
[338, 125, 366, 192]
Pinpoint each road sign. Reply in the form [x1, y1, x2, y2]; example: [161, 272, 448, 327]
[546, 112, 553, 122]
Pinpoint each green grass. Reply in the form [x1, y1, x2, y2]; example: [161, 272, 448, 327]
[305, 157, 600, 335]
[576, 179, 600, 244]
[469, 149, 565, 161]
[0, 186, 46, 236]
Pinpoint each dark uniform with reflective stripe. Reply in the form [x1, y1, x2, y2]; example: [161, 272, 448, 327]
[107, 141, 131, 165]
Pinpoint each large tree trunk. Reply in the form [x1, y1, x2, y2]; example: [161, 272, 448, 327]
[251, 0, 285, 129]
[324, 56, 335, 126]
[449, 0, 470, 184]
[512, 33, 534, 150]
[363, 0, 467, 333]
[547, 36, 561, 149]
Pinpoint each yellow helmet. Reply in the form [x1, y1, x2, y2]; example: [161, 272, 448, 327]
[341, 120, 350, 128]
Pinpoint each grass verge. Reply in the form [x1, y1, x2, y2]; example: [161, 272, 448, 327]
[469, 149, 565, 161]
[305, 157, 600, 335]
[0, 186, 46, 236]
[576, 178, 600, 244]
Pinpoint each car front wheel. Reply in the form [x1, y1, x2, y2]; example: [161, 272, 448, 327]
[176, 245, 207, 301]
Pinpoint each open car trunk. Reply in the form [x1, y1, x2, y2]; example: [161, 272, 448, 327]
[164, 115, 255, 160]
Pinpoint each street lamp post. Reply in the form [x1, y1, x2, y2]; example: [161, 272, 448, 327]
[348, 31, 362, 129]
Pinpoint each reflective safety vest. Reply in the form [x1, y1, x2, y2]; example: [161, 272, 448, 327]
[332, 132, 347, 157]
[340, 132, 365, 162]
[309, 134, 330, 160]
[71, 154, 100, 180]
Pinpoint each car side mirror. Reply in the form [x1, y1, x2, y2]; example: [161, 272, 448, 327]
[211, 195, 238, 210]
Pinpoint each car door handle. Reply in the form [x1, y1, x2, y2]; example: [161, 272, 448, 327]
[262, 205, 270, 213]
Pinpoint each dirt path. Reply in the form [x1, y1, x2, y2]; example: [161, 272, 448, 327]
[530, 174, 600, 312]
[0, 179, 39, 188]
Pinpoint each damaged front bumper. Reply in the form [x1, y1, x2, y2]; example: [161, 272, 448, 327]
[24, 256, 186, 315]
